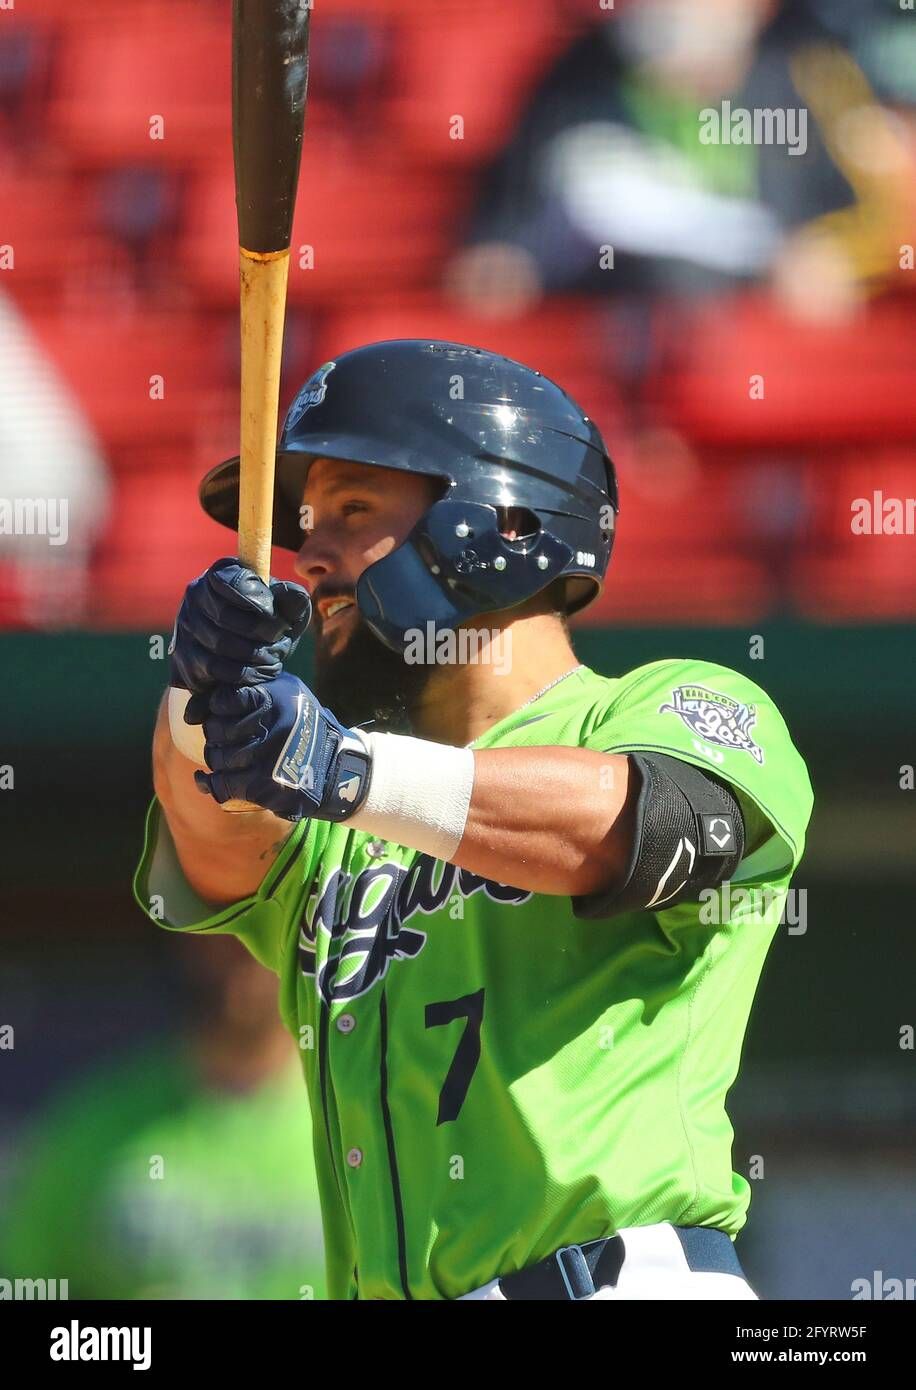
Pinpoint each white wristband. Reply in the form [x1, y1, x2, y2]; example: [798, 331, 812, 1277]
[348, 732, 476, 861]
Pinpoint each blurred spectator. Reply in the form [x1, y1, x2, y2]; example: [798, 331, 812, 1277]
[0, 291, 110, 627]
[0, 17, 50, 155]
[1, 937, 326, 1300]
[91, 166, 182, 291]
[449, 0, 911, 323]
[307, 11, 392, 136]
[850, 0, 916, 243]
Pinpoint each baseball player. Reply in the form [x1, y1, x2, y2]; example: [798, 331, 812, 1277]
[135, 340, 813, 1301]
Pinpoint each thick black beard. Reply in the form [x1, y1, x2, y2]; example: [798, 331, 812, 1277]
[313, 617, 432, 734]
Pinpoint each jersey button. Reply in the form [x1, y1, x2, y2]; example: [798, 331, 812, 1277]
[346, 1147, 363, 1168]
[366, 839, 387, 858]
[336, 1013, 357, 1034]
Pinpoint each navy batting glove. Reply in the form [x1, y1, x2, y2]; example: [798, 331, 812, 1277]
[169, 558, 312, 701]
[190, 673, 372, 823]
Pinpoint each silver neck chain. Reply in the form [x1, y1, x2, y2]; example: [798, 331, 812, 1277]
[516, 664, 585, 712]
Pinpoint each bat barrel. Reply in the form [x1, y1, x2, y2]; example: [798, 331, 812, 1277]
[232, 0, 311, 256]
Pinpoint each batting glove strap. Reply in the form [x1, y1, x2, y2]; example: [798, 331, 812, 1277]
[193, 673, 372, 823]
[271, 687, 373, 822]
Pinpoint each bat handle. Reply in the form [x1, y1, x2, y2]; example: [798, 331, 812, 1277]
[221, 249, 291, 814]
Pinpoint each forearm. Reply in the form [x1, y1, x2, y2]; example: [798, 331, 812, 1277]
[153, 694, 294, 905]
[452, 747, 636, 896]
[352, 737, 636, 897]
[186, 675, 637, 899]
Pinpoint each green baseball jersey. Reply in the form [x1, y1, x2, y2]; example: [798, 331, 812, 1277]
[135, 659, 813, 1301]
[2, 1042, 326, 1299]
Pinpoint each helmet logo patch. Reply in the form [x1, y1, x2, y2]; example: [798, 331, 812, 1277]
[285, 361, 336, 430]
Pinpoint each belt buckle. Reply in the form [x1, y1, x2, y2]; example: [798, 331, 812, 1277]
[555, 1244, 594, 1300]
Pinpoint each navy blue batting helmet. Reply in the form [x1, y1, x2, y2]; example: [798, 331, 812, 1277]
[199, 339, 618, 651]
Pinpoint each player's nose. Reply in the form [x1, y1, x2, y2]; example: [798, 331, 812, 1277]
[294, 530, 337, 590]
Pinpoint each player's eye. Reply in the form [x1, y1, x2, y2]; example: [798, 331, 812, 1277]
[341, 500, 369, 518]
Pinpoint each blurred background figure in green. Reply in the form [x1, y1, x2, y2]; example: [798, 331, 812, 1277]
[2, 937, 326, 1300]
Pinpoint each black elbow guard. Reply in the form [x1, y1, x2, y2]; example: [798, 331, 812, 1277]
[575, 752, 745, 919]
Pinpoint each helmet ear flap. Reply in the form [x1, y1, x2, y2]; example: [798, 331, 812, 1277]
[357, 498, 577, 651]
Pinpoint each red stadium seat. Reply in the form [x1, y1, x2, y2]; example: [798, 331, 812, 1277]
[0, 171, 114, 294]
[90, 449, 231, 628]
[615, 448, 736, 537]
[792, 539, 916, 621]
[386, 2, 559, 165]
[580, 544, 772, 626]
[47, 1, 493, 169]
[49, 5, 231, 165]
[15, 0, 124, 22]
[316, 0, 482, 12]
[649, 294, 916, 447]
[789, 451, 916, 620]
[581, 439, 778, 625]
[27, 307, 232, 447]
[183, 146, 470, 304]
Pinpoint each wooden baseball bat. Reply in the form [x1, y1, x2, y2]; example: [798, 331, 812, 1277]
[233, 0, 310, 583]
[217, 0, 310, 811]
[168, 3, 310, 801]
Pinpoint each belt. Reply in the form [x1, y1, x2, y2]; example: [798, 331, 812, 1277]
[498, 1226, 744, 1300]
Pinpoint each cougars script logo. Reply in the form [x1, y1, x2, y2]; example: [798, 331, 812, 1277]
[284, 361, 336, 431]
[299, 855, 531, 1003]
[659, 684, 765, 764]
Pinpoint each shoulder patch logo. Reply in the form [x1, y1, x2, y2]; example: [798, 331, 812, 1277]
[285, 361, 336, 431]
[659, 684, 765, 765]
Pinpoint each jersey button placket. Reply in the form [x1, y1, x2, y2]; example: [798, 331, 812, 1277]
[337, 1013, 363, 1179]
